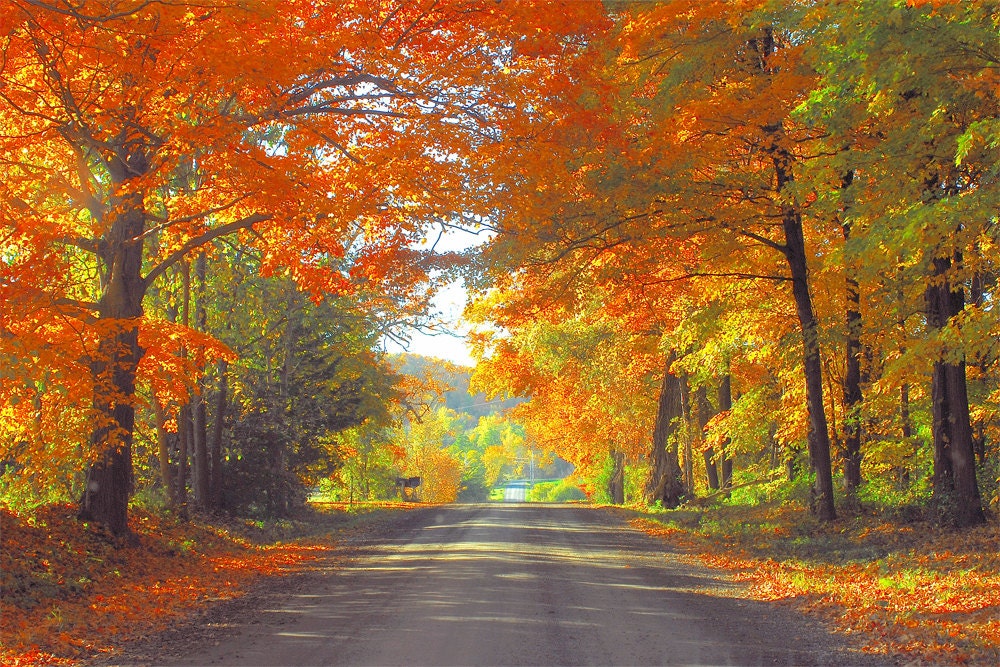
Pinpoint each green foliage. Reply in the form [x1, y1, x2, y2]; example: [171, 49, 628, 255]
[591, 454, 616, 505]
[625, 462, 649, 504]
[0, 471, 73, 515]
[528, 479, 586, 502]
[218, 280, 401, 517]
[723, 471, 814, 509]
[457, 448, 490, 502]
[329, 423, 402, 503]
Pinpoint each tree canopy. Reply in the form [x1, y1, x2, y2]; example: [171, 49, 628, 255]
[3, 0, 1000, 535]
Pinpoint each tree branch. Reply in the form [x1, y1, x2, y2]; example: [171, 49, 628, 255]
[739, 228, 788, 255]
[144, 213, 270, 286]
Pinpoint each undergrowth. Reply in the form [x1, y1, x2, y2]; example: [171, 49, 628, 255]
[0, 501, 420, 665]
[628, 499, 1000, 665]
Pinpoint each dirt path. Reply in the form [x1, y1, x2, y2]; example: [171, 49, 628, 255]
[105, 504, 893, 666]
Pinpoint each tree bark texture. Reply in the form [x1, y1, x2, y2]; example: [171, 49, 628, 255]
[718, 374, 734, 488]
[842, 217, 864, 492]
[645, 353, 686, 508]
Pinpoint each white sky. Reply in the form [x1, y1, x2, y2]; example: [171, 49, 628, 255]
[383, 227, 489, 367]
[388, 279, 476, 367]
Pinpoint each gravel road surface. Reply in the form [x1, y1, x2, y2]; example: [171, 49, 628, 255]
[150, 504, 890, 666]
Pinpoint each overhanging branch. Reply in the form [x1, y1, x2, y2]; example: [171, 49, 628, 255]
[143, 212, 270, 286]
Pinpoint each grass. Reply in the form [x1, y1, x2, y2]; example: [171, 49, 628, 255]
[626, 500, 1000, 665]
[0, 501, 421, 665]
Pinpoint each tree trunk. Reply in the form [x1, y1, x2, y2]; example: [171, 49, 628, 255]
[192, 253, 210, 508]
[679, 374, 694, 496]
[926, 252, 984, 527]
[645, 353, 686, 508]
[768, 130, 836, 522]
[176, 262, 192, 516]
[899, 381, 913, 487]
[718, 374, 733, 488]
[151, 396, 176, 507]
[78, 191, 147, 536]
[177, 404, 190, 515]
[608, 449, 625, 505]
[209, 359, 228, 508]
[697, 385, 720, 490]
[843, 214, 864, 493]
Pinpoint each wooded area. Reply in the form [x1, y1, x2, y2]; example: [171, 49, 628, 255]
[470, 0, 1000, 529]
[0, 0, 598, 532]
[3, 0, 1000, 663]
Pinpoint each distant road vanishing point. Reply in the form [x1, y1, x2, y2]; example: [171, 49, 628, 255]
[502, 480, 530, 502]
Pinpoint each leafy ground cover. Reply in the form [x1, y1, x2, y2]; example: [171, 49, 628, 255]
[0, 502, 419, 665]
[628, 502, 1000, 665]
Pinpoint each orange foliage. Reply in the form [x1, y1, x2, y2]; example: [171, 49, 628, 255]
[0, 0, 611, 530]
[415, 447, 464, 504]
[0, 505, 324, 664]
[633, 510, 1000, 664]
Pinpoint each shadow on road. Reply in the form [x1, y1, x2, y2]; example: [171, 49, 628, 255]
[168, 504, 890, 666]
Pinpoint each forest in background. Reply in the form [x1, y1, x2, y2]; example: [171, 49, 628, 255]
[324, 353, 565, 505]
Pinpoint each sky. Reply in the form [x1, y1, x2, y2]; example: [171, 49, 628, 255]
[382, 227, 488, 367]
[387, 278, 476, 367]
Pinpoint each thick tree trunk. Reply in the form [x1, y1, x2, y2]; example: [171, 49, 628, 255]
[608, 449, 625, 505]
[718, 374, 733, 488]
[78, 190, 147, 536]
[926, 253, 984, 527]
[645, 353, 686, 508]
[79, 322, 141, 536]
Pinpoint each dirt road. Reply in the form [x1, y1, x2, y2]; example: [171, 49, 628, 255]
[161, 504, 888, 666]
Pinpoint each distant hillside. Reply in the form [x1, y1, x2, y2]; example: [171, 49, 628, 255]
[393, 353, 522, 418]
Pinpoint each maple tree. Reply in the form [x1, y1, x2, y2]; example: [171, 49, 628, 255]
[0, 0, 607, 534]
[468, 0, 999, 529]
[794, 0, 1000, 525]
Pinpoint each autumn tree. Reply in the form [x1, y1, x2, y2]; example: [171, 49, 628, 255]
[0, 0, 607, 534]
[800, 0, 999, 526]
[470, 278, 664, 503]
